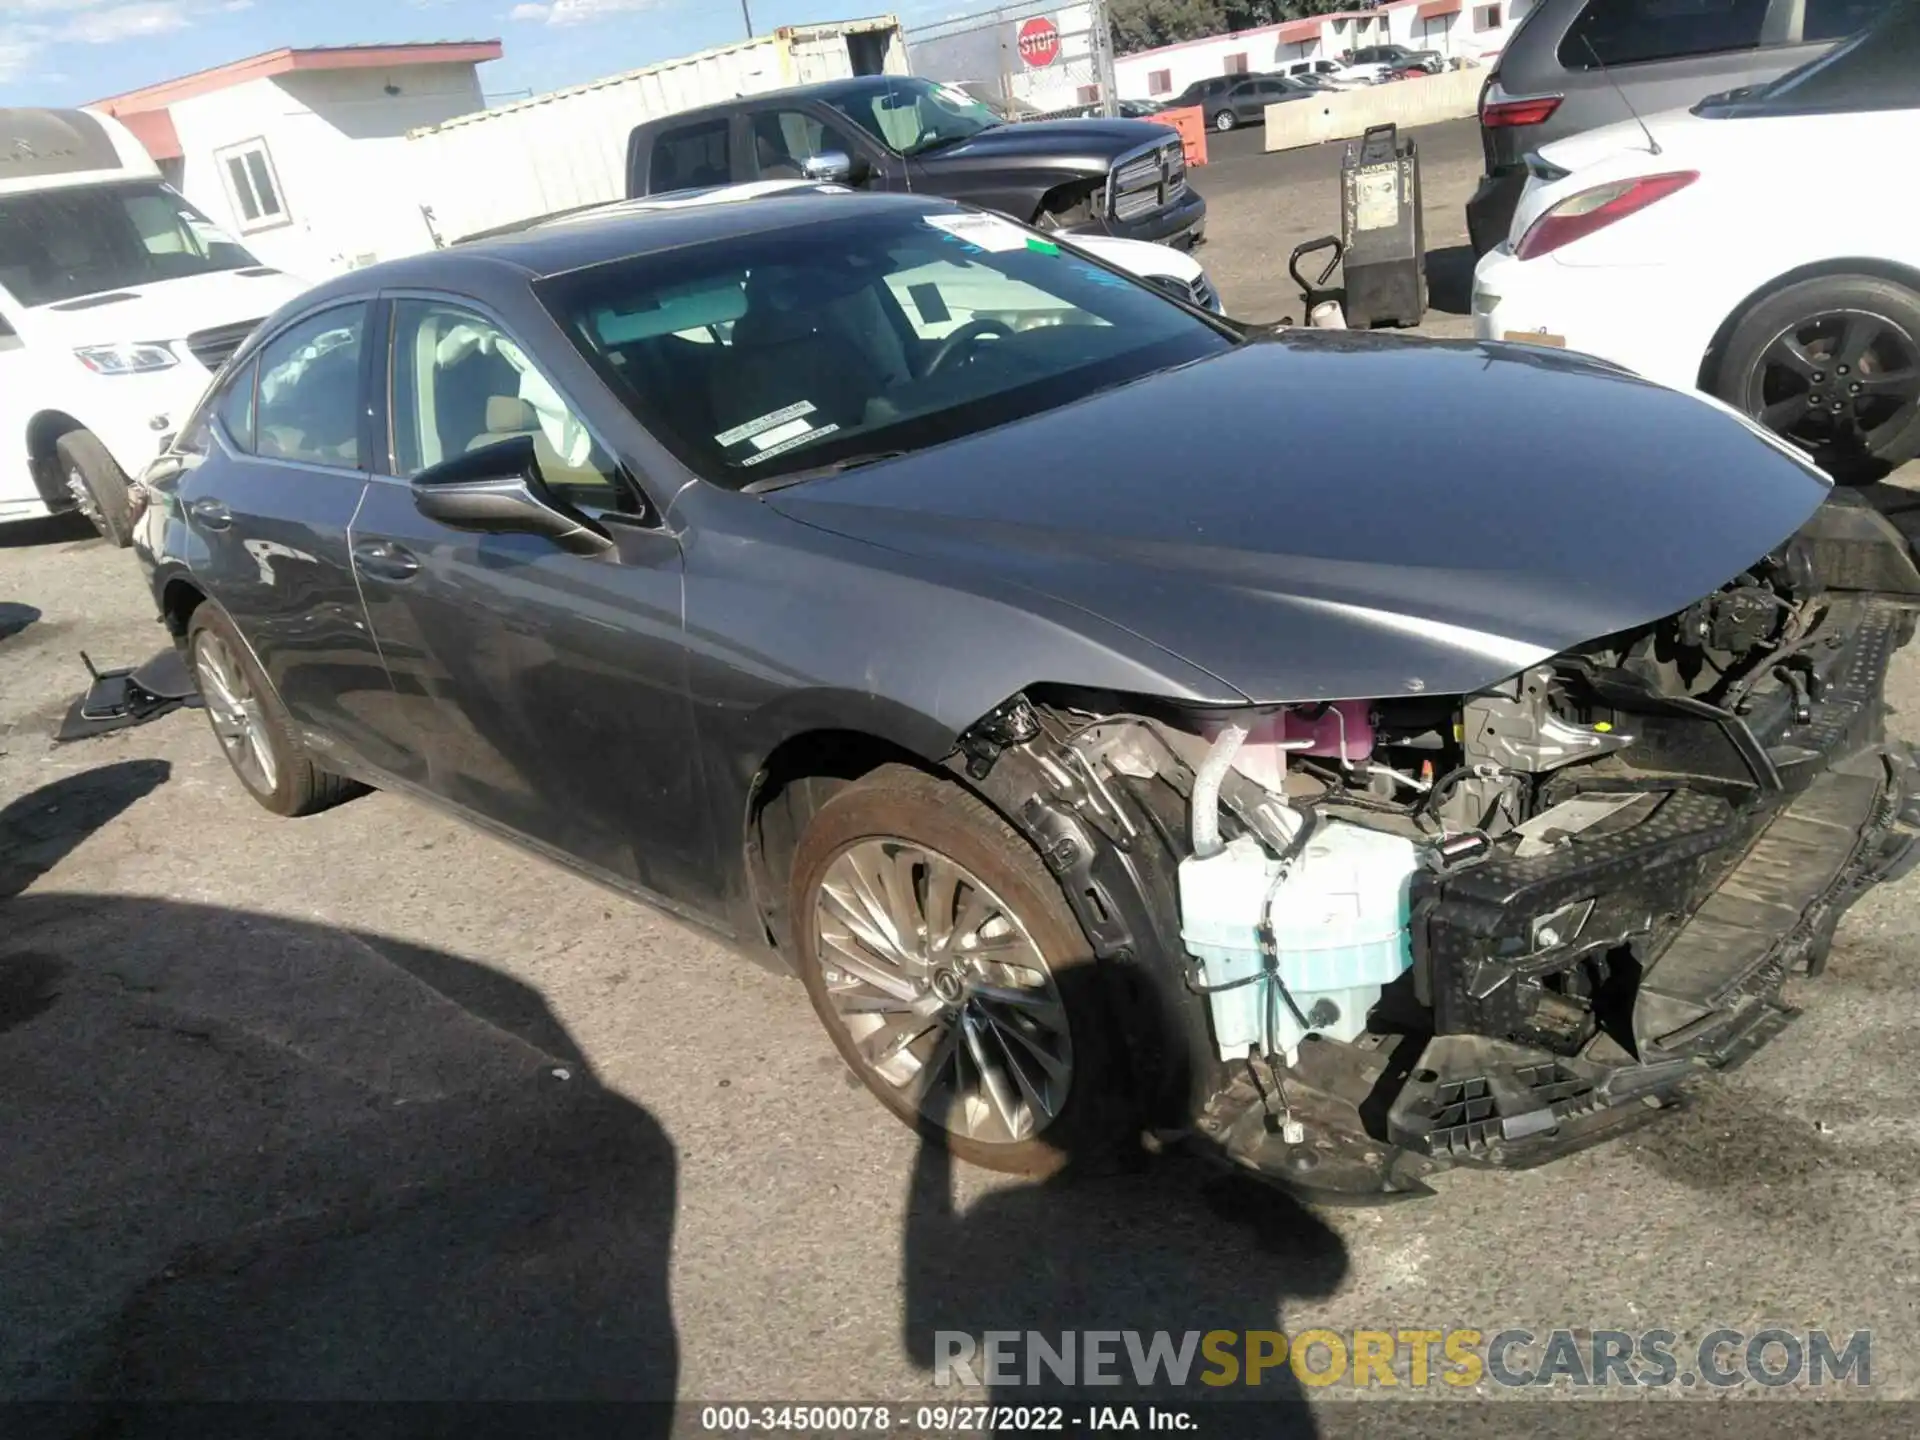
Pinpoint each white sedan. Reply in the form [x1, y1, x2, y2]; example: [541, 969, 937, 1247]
[1471, 10, 1919, 480]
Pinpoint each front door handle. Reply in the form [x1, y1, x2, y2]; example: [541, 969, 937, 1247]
[189, 497, 232, 531]
[352, 538, 420, 582]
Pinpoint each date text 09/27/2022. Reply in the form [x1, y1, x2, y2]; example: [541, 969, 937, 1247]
[699, 1405, 1194, 1433]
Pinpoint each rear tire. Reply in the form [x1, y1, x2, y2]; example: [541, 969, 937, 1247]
[186, 603, 363, 817]
[55, 431, 135, 548]
[1714, 274, 1920, 483]
[789, 764, 1134, 1176]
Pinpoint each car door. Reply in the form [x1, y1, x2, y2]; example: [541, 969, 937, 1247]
[1237, 80, 1288, 121]
[171, 299, 414, 777]
[348, 293, 717, 913]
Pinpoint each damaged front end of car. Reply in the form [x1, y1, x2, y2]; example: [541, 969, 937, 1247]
[951, 494, 1920, 1198]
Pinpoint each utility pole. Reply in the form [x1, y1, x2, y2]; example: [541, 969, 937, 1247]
[741, 1, 753, 38]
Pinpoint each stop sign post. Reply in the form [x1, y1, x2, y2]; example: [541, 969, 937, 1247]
[1017, 16, 1060, 68]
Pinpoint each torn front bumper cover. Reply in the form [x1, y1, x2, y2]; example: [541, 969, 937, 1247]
[1198, 595, 1920, 1200]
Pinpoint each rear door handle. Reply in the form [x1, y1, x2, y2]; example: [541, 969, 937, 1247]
[189, 498, 232, 531]
[352, 538, 420, 582]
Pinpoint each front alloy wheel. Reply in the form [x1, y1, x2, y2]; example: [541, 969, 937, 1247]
[814, 838, 1073, 1147]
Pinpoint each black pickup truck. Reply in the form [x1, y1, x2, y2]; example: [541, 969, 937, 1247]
[624, 75, 1206, 248]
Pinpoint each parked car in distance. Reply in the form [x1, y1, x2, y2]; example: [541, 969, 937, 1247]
[134, 187, 1920, 1196]
[1160, 75, 1244, 112]
[1472, 3, 1920, 480]
[1206, 76, 1317, 132]
[1279, 57, 1382, 88]
[1, 107, 304, 544]
[1348, 44, 1442, 74]
[1466, 0, 1891, 255]
[625, 76, 1205, 249]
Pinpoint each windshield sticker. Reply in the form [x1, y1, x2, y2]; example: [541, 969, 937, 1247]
[924, 213, 1031, 253]
[748, 417, 819, 452]
[715, 400, 817, 448]
[185, 215, 239, 246]
[936, 84, 977, 109]
[742, 423, 841, 467]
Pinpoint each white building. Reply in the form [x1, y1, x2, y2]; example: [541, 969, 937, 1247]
[91, 41, 502, 280]
[1115, 0, 1533, 102]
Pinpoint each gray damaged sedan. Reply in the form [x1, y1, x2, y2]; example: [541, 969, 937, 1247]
[133, 190, 1920, 1196]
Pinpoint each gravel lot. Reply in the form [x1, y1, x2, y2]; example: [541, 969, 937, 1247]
[6, 118, 1920, 1427]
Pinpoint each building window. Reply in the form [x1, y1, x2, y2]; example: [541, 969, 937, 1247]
[215, 139, 288, 231]
[1475, 3, 1503, 29]
[1076, 84, 1100, 104]
[1223, 52, 1250, 74]
[1148, 68, 1172, 94]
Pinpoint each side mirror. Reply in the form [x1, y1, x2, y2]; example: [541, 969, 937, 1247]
[410, 436, 614, 557]
[803, 150, 867, 185]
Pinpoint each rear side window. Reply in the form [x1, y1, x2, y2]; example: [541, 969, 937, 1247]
[1559, 0, 1769, 67]
[217, 359, 258, 452]
[649, 120, 732, 194]
[254, 305, 366, 469]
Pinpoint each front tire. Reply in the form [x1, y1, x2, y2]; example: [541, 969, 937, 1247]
[1213, 109, 1237, 132]
[55, 431, 135, 548]
[1715, 274, 1920, 482]
[789, 764, 1132, 1176]
[186, 603, 362, 817]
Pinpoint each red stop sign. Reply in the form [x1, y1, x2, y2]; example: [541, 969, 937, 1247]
[1017, 16, 1060, 68]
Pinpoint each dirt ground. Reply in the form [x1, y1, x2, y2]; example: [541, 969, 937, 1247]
[7, 119, 1920, 1428]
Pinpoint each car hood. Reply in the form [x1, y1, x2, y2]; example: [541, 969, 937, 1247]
[918, 117, 1178, 165]
[768, 333, 1834, 705]
[26, 267, 307, 351]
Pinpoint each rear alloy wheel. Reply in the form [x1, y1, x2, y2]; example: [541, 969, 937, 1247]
[790, 764, 1130, 1175]
[185, 603, 363, 817]
[1213, 109, 1237, 132]
[55, 431, 135, 548]
[1718, 276, 1920, 482]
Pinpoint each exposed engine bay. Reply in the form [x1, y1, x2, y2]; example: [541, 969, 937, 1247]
[953, 496, 1920, 1197]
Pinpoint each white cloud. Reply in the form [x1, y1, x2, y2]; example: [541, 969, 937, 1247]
[220, 0, 252, 10]
[58, 0, 187, 42]
[0, 29, 43, 82]
[508, 1, 549, 18]
[545, 0, 664, 27]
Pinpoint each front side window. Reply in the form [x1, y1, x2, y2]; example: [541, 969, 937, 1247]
[387, 300, 635, 514]
[828, 78, 1003, 158]
[649, 120, 732, 193]
[537, 208, 1232, 489]
[0, 181, 257, 308]
[254, 305, 366, 468]
[216, 139, 289, 230]
[1559, 0, 1770, 67]
[748, 110, 864, 180]
[1707, 0, 1913, 110]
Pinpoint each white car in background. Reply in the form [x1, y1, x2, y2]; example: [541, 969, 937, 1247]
[1278, 59, 1385, 89]
[1471, 7, 1920, 481]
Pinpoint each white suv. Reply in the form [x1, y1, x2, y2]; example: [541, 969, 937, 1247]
[2, 107, 306, 544]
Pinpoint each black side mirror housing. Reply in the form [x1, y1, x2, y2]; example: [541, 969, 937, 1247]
[410, 436, 614, 557]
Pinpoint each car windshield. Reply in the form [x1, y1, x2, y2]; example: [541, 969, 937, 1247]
[827, 77, 1006, 157]
[0, 180, 258, 308]
[1700, 1, 1918, 115]
[537, 207, 1233, 489]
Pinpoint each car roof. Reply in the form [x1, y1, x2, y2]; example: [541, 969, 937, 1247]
[294, 189, 952, 305]
[631, 73, 938, 129]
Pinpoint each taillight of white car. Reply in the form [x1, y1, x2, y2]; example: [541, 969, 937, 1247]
[1515, 171, 1700, 261]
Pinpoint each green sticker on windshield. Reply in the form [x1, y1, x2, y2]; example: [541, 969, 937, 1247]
[1026, 238, 1060, 256]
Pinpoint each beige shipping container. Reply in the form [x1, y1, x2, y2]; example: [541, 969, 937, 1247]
[409, 15, 906, 246]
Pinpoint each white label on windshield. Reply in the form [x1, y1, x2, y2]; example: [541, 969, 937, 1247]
[936, 84, 976, 109]
[716, 400, 816, 447]
[749, 417, 817, 451]
[925, 213, 1030, 253]
[742, 423, 841, 466]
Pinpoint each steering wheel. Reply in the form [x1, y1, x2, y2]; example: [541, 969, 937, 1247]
[926, 318, 1016, 376]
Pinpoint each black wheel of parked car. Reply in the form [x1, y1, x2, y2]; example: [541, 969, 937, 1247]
[789, 764, 1133, 1176]
[1717, 275, 1920, 482]
[55, 431, 136, 548]
[186, 603, 364, 817]
[1212, 108, 1237, 132]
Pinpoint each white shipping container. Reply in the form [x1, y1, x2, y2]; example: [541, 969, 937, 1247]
[409, 15, 907, 246]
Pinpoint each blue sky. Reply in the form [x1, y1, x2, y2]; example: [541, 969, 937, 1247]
[0, 0, 961, 106]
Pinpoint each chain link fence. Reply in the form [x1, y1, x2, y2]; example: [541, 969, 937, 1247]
[904, 1, 1119, 120]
